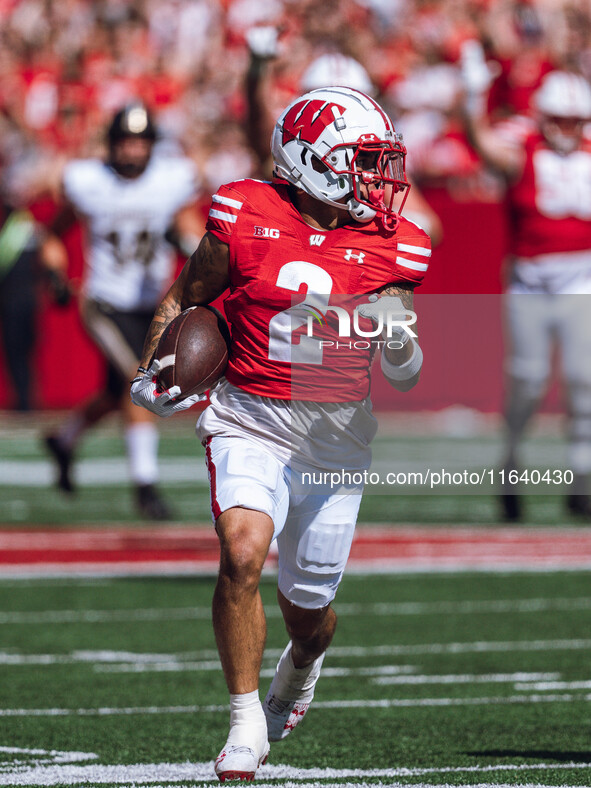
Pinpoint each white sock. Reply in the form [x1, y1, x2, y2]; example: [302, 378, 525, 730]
[57, 413, 86, 450]
[272, 642, 325, 698]
[227, 690, 267, 747]
[125, 423, 159, 485]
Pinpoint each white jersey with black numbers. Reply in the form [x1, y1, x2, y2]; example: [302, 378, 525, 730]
[63, 155, 199, 310]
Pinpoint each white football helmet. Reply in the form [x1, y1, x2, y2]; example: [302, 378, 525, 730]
[271, 86, 409, 229]
[533, 71, 591, 154]
[533, 71, 591, 119]
[300, 54, 374, 96]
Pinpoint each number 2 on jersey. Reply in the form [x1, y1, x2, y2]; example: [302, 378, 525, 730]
[268, 261, 333, 364]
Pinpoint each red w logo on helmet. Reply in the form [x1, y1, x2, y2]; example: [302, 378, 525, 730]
[282, 99, 346, 146]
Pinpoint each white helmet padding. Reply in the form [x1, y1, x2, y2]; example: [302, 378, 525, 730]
[271, 86, 409, 229]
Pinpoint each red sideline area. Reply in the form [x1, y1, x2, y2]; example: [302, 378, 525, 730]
[1, 526, 591, 577]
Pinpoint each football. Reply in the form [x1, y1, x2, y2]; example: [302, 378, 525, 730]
[153, 305, 231, 400]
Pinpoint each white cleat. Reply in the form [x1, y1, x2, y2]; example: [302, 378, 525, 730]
[263, 641, 325, 742]
[214, 742, 270, 782]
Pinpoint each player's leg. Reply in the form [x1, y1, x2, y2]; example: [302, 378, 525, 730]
[213, 507, 274, 780]
[213, 507, 275, 694]
[44, 298, 131, 493]
[120, 381, 171, 519]
[264, 490, 361, 741]
[500, 293, 553, 520]
[206, 436, 289, 780]
[82, 299, 170, 517]
[557, 293, 591, 516]
[44, 384, 120, 493]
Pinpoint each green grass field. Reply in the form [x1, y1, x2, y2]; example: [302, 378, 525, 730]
[0, 409, 582, 526]
[1, 410, 591, 787]
[1, 572, 591, 787]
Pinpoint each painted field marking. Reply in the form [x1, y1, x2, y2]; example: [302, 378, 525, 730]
[3, 596, 591, 625]
[515, 680, 591, 691]
[0, 745, 98, 764]
[2, 693, 591, 718]
[0, 458, 208, 487]
[99, 784, 588, 788]
[0, 755, 591, 786]
[2, 526, 591, 576]
[372, 672, 560, 686]
[2, 637, 591, 669]
[95, 663, 421, 677]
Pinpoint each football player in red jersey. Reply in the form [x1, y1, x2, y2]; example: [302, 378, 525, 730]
[131, 87, 430, 781]
[463, 66, 591, 520]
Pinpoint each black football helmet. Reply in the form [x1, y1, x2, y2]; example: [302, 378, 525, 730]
[108, 103, 157, 144]
[107, 104, 157, 177]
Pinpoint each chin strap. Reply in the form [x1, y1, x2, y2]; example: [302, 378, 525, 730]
[347, 197, 376, 223]
[348, 189, 399, 231]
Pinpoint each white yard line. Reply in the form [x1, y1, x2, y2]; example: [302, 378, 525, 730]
[372, 672, 559, 686]
[515, 680, 591, 690]
[1, 693, 590, 717]
[3, 597, 591, 625]
[0, 759, 591, 786]
[95, 663, 420, 676]
[4, 562, 591, 579]
[100, 780, 581, 788]
[0, 459, 208, 486]
[2, 637, 591, 668]
[327, 639, 591, 656]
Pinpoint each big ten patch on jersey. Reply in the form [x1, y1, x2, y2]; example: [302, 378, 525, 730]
[205, 179, 430, 400]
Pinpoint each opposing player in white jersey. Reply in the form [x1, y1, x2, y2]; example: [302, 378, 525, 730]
[42, 103, 203, 519]
[131, 87, 430, 780]
[463, 67, 591, 519]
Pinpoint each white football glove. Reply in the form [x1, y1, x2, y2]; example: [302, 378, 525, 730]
[245, 25, 279, 59]
[459, 39, 501, 115]
[357, 294, 416, 345]
[130, 360, 206, 418]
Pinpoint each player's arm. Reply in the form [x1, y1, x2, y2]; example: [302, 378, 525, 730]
[357, 282, 422, 392]
[458, 39, 525, 180]
[131, 231, 230, 417]
[166, 202, 207, 260]
[379, 282, 422, 392]
[463, 111, 525, 180]
[38, 204, 78, 307]
[137, 231, 230, 373]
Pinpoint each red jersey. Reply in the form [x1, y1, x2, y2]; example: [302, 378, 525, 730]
[507, 129, 591, 258]
[206, 179, 430, 401]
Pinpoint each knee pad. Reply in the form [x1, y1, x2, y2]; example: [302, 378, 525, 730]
[277, 494, 361, 609]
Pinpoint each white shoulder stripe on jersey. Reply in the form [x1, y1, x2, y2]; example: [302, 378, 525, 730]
[212, 193, 243, 210]
[397, 243, 431, 258]
[209, 208, 238, 223]
[396, 256, 429, 272]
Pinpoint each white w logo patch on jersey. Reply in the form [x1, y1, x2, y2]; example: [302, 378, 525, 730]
[344, 249, 366, 264]
[309, 234, 326, 247]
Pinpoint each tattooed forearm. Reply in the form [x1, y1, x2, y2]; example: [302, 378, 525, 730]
[182, 233, 230, 308]
[139, 295, 182, 368]
[377, 282, 415, 311]
[136, 232, 230, 374]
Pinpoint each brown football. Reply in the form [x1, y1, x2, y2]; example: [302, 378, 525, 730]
[153, 305, 231, 400]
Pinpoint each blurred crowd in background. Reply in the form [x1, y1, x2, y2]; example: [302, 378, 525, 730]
[1, 0, 590, 200]
[1, 0, 591, 411]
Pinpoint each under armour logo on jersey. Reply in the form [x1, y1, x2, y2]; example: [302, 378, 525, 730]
[309, 234, 326, 247]
[282, 99, 346, 146]
[344, 249, 366, 264]
[253, 226, 280, 239]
